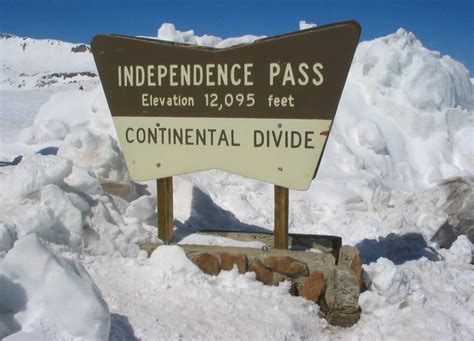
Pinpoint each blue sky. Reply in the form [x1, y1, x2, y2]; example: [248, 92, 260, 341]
[2, 0, 473, 73]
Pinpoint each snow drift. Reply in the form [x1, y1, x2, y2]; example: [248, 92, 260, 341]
[0, 234, 110, 340]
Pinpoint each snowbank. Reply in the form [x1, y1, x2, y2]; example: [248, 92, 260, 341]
[344, 236, 474, 340]
[0, 154, 155, 257]
[0, 234, 110, 340]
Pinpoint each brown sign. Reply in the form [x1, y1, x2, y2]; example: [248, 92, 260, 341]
[92, 21, 360, 190]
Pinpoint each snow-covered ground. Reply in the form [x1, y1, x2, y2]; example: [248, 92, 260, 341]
[0, 22, 473, 340]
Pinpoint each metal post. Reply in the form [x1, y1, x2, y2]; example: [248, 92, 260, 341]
[157, 177, 174, 243]
[274, 185, 289, 249]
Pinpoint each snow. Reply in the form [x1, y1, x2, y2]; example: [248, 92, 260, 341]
[348, 237, 474, 340]
[0, 90, 52, 131]
[299, 20, 317, 30]
[124, 196, 156, 224]
[86, 247, 325, 340]
[0, 34, 94, 75]
[0, 22, 473, 340]
[57, 127, 128, 183]
[0, 33, 97, 92]
[0, 234, 110, 340]
[0, 153, 155, 257]
[0, 154, 72, 200]
[156, 23, 262, 48]
[178, 234, 268, 249]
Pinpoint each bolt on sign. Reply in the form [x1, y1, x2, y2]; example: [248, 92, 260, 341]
[92, 21, 360, 190]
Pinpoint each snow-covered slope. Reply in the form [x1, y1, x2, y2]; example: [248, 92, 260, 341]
[0, 23, 473, 340]
[0, 33, 97, 90]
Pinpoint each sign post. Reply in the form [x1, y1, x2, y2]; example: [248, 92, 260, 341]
[91, 21, 361, 247]
[157, 177, 173, 242]
[274, 185, 289, 249]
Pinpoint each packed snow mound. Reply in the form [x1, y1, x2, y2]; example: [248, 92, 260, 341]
[346, 237, 474, 340]
[17, 86, 116, 147]
[33, 87, 113, 130]
[157, 23, 262, 48]
[0, 154, 155, 257]
[0, 234, 110, 340]
[354, 28, 473, 110]
[150, 245, 201, 277]
[319, 27, 473, 195]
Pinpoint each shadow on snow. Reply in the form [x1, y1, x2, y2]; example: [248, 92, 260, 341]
[173, 185, 270, 242]
[356, 232, 441, 265]
[109, 313, 139, 341]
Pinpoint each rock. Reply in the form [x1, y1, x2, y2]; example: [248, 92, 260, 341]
[436, 177, 474, 244]
[249, 260, 273, 285]
[431, 221, 458, 248]
[271, 272, 288, 286]
[263, 256, 309, 278]
[219, 252, 248, 273]
[324, 268, 361, 327]
[320, 264, 362, 327]
[289, 281, 299, 296]
[326, 310, 361, 328]
[338, 245, 363, 282]
[300, 271, 327, 302]
[191, 253, 220, 276]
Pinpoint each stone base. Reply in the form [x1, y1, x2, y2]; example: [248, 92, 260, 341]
[140, 231, 363, 327]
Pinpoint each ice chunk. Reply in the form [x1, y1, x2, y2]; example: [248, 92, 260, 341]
[365, 258, 409, 304]
[8, 203, 57, 239]
[63, 165, 102, 195]
[0, 223, 14, 256]
[57, 127, 129, 183]
[0, 155, 72, 201]
[441, 235, 473, 264]
[125, 195, 155, 223]
[38, 184, 84, 237]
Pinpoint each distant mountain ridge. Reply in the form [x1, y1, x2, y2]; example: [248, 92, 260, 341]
[0, 33, 97, 90]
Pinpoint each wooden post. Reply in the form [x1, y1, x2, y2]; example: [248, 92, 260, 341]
[157, 177, 174, 243]
[274, 185, 289, 249]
